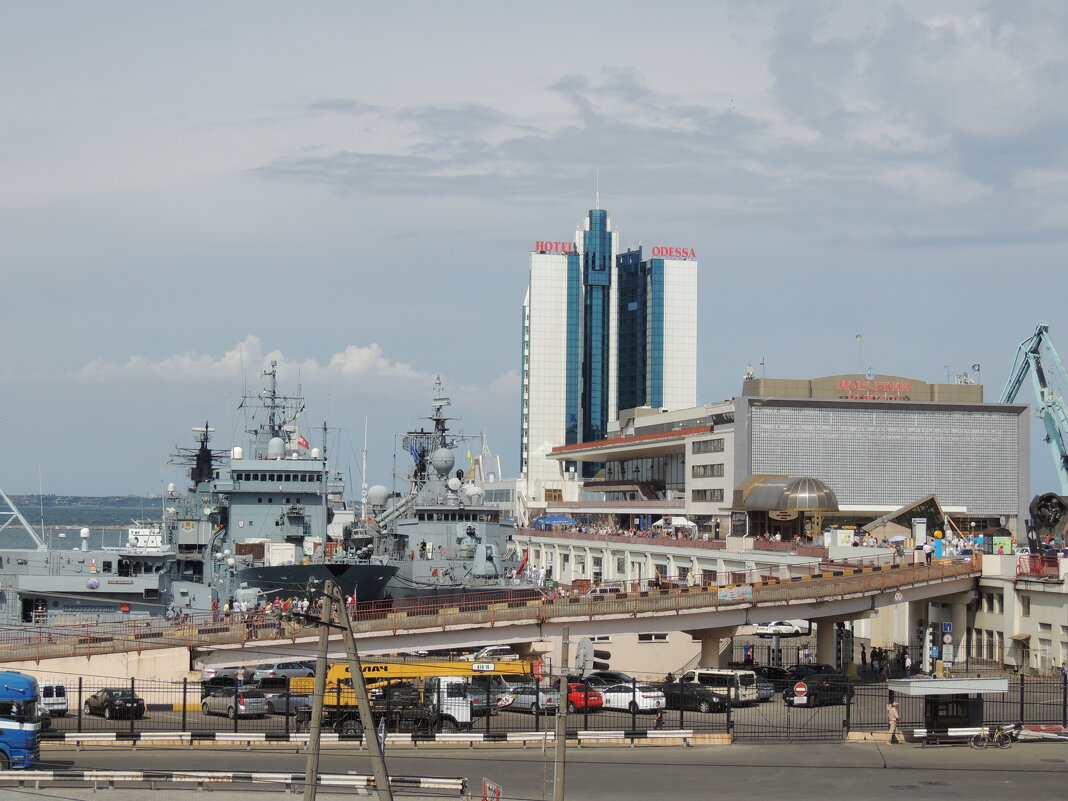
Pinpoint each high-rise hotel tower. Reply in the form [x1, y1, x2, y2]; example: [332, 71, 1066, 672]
[521, 207, 697, 489]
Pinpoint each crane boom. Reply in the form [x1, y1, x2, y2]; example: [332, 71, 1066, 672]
[1000, 323, 1068, 494]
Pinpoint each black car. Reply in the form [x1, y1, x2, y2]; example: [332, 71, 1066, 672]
[661, 682, 728, 713]
[83, 688, 146, 720]
[782, 673, 853, 707]
[749, 665, 793, 692]
[785, 663, 838, 680]
[200, 676, 240, 698]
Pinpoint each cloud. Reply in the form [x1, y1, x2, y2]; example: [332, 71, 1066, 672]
[77, 335, 436, 387]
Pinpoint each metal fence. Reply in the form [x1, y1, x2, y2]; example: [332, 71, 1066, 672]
[39, 673, 1068, 742]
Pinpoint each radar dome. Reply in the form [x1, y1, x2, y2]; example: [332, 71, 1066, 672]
[462, 483, 484, 500]
[267, 437, 286, 459]
[232, 447, 244, 460]
[367, 485, 390, 506]
[80, 528, 90, 539]
[310, 448, 321, 459]
[430, 448, 455, 475]
[447, 476, 462, 491]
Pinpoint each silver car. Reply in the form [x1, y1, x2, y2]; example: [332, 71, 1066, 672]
[507, 686, 559, 714]
[201, 688, 268, 719]
[245, 662, 315, 682]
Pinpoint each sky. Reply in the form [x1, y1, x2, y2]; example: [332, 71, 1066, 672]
[2, 1, 1067, 498]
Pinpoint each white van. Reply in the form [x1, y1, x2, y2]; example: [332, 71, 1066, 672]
[679, 669, 758, 705]
[39, 681, 68, 717]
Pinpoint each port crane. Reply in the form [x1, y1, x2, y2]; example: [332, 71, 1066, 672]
[1000, 323, 1068, 495]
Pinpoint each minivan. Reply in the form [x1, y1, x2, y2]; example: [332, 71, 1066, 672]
[678, 669, 759, 705]
[39, 682, 68, 717]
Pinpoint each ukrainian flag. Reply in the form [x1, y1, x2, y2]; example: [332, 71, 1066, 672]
[855, 334, 862, 341]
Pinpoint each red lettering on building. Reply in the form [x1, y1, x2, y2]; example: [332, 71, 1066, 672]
[534, 240, 576, 254]
[838, 381, 850, 391]
[650, 246, 697, 259]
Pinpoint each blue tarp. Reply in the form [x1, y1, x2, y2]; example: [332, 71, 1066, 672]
[531, 514, 578, 530]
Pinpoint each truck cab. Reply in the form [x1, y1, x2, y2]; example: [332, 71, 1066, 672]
[0, 671, 41, 769]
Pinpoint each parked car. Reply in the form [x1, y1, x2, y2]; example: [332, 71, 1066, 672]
[83, 688, 146, 720]
[584, 586, 622, 597]
[458, 646, 520, 663]
[200, 676, 240, 698]
[756, 679, 776, 702]
[39, 682, 68, 717]
[245, 662, 315, 682]
[599, 683, 665, 713]
[586, 670, 636, 685]
[785, 663, 838, 680]
[754, 621, 804, 637]
[201, 688, 268, 719]
[200, 666, 244, 681]
[263, 691, 312, 715]
[507, 686, 559, 714]
[566, 683, 604, 712]
[661, 682, 727, 713]
[782, 673, 854, 707]
[565, 675, 611, 691]
[467, 674, 521, 717]
[748, 665, 794, 692]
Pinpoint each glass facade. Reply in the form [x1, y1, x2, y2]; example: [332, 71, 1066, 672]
[581, 210, 612, 446]
[565, 252, 581, 445]
[616, 253, 665, 410]
[616, 249, 647, 412]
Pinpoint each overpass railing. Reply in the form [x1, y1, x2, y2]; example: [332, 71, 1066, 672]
[0, 557, 980, 663]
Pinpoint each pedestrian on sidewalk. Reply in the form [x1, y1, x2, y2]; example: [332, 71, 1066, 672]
[887, 702, 902, 743]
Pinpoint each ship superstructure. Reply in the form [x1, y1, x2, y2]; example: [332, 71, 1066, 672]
[365, 380, 541, 603]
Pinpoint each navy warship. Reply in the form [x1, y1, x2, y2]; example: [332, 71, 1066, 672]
[0, 362, 396, 625]
[363, 381, 542, 604]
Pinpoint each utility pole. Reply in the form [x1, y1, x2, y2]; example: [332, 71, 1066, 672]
[332, 582, 394, 801]
[301, 581, 394, 801]
[302, 587, 332, 801]
[553, 627, 569, 801]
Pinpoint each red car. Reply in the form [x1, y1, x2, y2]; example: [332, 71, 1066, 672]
[567, 683, 604, 712]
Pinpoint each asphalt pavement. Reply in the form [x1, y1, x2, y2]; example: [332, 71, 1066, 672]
[2, 739, 1062, 801]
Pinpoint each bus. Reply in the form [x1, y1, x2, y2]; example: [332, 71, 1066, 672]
[0, 671, 41, 769]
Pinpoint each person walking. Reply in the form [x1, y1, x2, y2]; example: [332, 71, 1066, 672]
[904, 654, 913, 678]
[887, 702, 902, 744]
[860, 644, 867, 672]
[923, 541, 933, 564]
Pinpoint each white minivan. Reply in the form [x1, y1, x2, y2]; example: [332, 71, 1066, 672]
[678, 669, 759, 705]
[39, 681, 68, 717]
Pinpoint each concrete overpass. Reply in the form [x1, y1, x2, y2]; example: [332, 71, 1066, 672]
[0, 558, 980, 680]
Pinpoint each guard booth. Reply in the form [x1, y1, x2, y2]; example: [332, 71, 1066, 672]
[888, 677, 1009, 745]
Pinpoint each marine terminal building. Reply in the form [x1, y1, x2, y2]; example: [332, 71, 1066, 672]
[537, 373, 1029, 537]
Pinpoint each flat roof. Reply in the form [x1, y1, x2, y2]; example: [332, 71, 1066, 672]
[887, 677, 1008, 696]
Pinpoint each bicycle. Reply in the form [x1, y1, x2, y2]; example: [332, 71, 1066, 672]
[969, 723, 1020, 750]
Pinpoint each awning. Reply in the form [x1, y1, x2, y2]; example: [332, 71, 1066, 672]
[1011, 634, 1031, 643]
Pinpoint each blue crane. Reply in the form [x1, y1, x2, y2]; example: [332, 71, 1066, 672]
[1000, 323, 1068, 495]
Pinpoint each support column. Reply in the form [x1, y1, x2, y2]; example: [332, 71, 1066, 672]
[691, 628, 739, 668]
[815, 620, 836, 666]
[950, 601, 968, 667]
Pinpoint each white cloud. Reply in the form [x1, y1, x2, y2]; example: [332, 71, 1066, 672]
[78, 335, 436, 388]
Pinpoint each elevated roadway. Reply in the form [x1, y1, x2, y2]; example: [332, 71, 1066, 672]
[0, 558, 980, 677]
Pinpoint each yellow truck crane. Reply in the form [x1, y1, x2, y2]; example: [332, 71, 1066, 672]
[289, 659, 534, 734]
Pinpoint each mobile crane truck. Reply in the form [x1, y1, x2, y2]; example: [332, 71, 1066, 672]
[288, 659, 534, 734]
